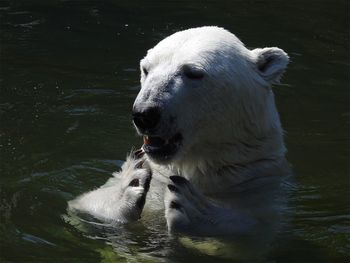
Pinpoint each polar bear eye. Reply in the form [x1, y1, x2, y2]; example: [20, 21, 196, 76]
[141, 67, 149, 76]
[182, 65, 204, 80]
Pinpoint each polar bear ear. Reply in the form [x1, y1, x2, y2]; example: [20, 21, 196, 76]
[252, 47, 289, 84]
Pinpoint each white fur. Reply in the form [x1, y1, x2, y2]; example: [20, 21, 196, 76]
[68, 26, 290, 237]
[68, 157, 151, 224]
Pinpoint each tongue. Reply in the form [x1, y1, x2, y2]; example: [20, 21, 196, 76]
[143, 136, 150, 145]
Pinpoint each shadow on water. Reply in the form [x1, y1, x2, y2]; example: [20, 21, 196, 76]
[0, 0, 349, 262]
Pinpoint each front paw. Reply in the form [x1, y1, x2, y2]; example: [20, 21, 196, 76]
[164, 176, 214, 235]
[117, 149, 152, 221]
[68, 149, 152, 223]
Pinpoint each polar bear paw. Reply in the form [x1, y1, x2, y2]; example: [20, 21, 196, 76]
[164, 176, 217, 235]
[164, 175, 258, 236]
[68, 149, 152, 223]
[115, 149, 152, 221]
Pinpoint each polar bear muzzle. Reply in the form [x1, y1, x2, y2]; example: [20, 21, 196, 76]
[132, 104, 183, 162]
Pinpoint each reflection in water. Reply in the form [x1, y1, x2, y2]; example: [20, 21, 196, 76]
[0, 0, 349, 262]
[64, 211, 271, 262]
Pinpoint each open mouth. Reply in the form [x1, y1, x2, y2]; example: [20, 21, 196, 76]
[142, 133, 183, 161]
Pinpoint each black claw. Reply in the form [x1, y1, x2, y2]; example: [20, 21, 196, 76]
[169, 175, 188, 185]
[128, 178, 139, 187]
[143, 173, 152, 192]
[169, 201, 182, 210]
[136, 194, 146, 210]
[132, 148, 145, 159]
[135, 160, 145, 169]
[168, 184, 179, 193]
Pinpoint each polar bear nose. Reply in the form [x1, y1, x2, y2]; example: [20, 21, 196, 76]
[132, 107, 161, 132]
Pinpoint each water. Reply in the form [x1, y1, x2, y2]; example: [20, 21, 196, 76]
[0, 0, 349, 262]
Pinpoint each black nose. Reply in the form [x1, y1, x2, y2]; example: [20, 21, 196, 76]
[132, 107, 161, 132]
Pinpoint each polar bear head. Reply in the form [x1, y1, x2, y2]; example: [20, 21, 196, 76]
[132, 26, 289, 165]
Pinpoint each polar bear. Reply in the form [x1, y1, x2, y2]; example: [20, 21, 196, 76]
[68, 26, 290, 237]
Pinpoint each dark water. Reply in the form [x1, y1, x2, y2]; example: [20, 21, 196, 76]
[0, 0, 349, 262]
